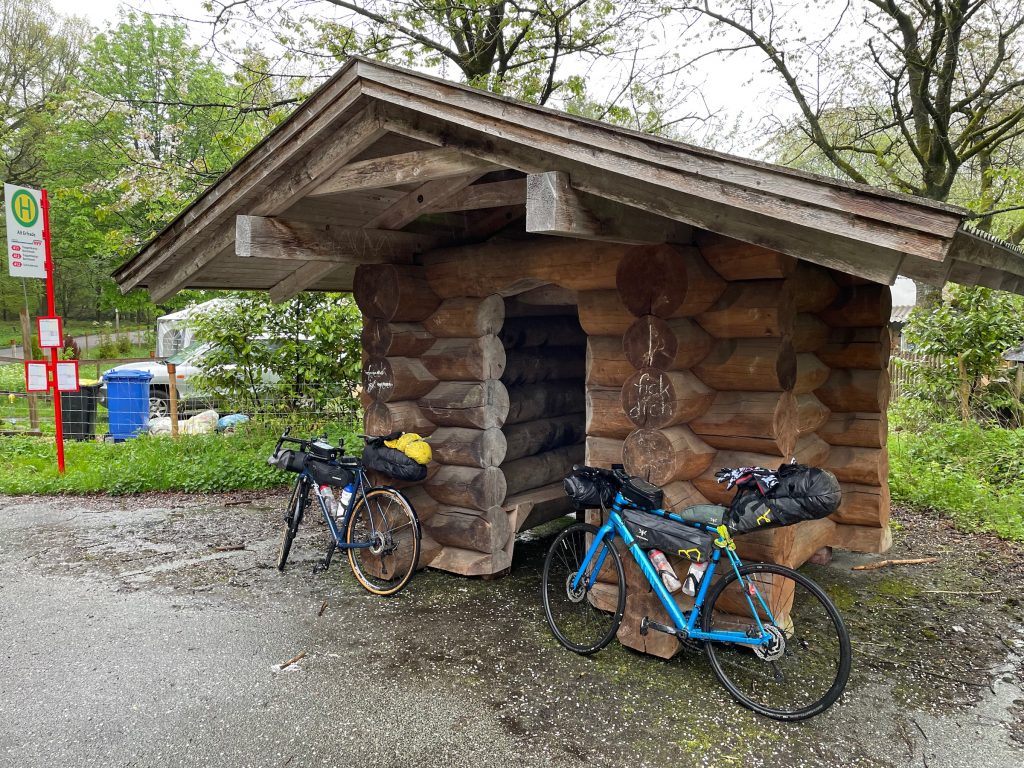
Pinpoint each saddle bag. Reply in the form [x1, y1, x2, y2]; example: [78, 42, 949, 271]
[622, 509, 715, 563]
[728, 464, 842, 534]
[362, 440, 428, 482]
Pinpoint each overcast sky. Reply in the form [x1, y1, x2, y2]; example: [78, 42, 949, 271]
[47, 0, 918, 304]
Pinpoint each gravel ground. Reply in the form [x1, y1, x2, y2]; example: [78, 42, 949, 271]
[0, 492, 1021, 768]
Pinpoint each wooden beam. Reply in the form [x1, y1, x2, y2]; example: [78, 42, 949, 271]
[122, 104, 387, 293]
[148, 224, 236, 303]
[269, 261, 341, 303]
[423, 178, 527, 213]
[365, 171, 487, 230]
[235, 215, 438, 262]
[308, 147, 497, 197]
[525, 171, 691, 244]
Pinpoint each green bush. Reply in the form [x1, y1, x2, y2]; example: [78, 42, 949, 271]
[0, 420, 360, 495]
[888, 414, 1024, 541]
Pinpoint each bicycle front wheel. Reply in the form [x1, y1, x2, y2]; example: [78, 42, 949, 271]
[702, 563, 851, 721]
[345, 488, 420, 596]
[276, 478, 304, 571]
[542, 523, 625, 654]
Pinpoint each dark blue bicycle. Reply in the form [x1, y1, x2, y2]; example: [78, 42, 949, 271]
[269, 430, 420, 596]
[542, 465, 851, 721]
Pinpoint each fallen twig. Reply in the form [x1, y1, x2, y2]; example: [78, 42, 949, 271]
[212, 544, 245, 553]
[318, 600, 328, 617]
[278, 651, 306, 669]
[852, 557, 938, 571]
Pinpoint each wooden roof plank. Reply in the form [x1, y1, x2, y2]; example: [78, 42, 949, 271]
[309, 147, 497, 197]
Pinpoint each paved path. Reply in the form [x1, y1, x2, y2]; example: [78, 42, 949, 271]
[0, 494, 1021, 768]
[2, 329, 148, 361]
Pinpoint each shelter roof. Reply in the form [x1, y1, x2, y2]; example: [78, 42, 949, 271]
[114, 57, 1024, 302]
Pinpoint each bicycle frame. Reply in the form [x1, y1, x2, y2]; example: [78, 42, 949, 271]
[294, 463, 377, 551]
[572, 491, 778, 647]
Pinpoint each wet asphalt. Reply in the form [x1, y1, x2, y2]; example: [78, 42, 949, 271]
[0, 493, 1021, 768]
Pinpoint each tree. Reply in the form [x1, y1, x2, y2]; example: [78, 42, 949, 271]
[196, 0, 703, 133]
[674, 1, 1024, 302]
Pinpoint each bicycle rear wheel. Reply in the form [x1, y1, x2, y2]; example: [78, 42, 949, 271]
[542, 523, 625, 654]
[345, 488, 420, 596]
[276, 478, 305, 571]
[702, 563, 851, 721]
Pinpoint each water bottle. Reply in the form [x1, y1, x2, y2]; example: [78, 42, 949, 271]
[338, 483, 355, 513]
[648, 549, 681, 593]
[318, 484, 337, 518]
[682, 560, 709, 597]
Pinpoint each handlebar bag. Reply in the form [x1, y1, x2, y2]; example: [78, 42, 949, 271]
[563, 468, 617, 509]
[362, 441, 428, 482]
[268, 449, 308, 474]
[728, 464, 841, 534]
[621, 509, 714, 563]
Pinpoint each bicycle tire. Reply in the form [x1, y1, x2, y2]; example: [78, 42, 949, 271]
[542, 523, 625, 655]
[345, 487, 420, 596]
[702, 562, 851, 721]
[276, 478, 305, 571]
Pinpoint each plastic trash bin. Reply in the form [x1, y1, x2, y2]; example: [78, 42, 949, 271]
[60, 383, 101, 441]
[102, 369, 153, 441]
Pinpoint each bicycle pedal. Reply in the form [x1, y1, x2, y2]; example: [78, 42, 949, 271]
[312, 560, 329, 575]
[641, 617, 679, 637]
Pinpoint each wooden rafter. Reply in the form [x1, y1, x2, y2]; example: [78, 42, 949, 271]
[269, 261, 342, 303]
[365, 171, 488, 230]
[423, 178, 527, 213]
[308, 147, 497, 197]
[235, 215, 438, 262]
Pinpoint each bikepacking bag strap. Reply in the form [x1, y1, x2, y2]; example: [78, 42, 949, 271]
[726, 463, 842, 534]
[621, 509, 715, 563]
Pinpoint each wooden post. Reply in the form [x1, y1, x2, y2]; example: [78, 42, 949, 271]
[167, 363, 179, 437]
[19, 308, 38, 428]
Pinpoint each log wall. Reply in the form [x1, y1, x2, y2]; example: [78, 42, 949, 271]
[355, 232, 892, 657]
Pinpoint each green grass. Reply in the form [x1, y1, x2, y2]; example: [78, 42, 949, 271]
[889, 412, 1024, 542]
[0, 420, 360, 495]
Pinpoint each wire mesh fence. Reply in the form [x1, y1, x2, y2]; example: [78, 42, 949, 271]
[0, 355, 359, 442]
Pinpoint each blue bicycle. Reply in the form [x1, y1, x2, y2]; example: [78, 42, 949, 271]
[269, 430, 420, 596]
[542, 466, 851, 721]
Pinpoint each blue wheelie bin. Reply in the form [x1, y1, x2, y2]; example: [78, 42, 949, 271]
[102, 370, 153, 441]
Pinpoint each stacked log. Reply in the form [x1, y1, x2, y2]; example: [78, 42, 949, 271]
[813, 287, 892, 550]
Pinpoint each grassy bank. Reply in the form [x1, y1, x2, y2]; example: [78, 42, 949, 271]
[889, 409, 1024, 541]
[0, 421, 359, 495]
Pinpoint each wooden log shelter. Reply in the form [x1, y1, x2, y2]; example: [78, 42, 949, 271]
[115, 58, 1024, 657]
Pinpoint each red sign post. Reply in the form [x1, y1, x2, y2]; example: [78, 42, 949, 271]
[42, 191, 67, 473]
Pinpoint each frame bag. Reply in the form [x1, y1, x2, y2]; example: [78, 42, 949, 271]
[728, 464, 841, 534]
[622, 509, 715, 563]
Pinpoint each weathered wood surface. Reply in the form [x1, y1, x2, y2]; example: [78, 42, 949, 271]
[833, 483, 891, 526]
[577, 289, 634, 335]
[826, 446, 888, 486]
[421, 335, 506, 381]
[425, 465, 508, 510]
[422, 238, 627, 297]
[693, 338, 797, 392]
[362, 320, 435, 358]
[423, 295, 505, 338]
[353, 264, 441, 321]
[585, 436, 624, 467]
[615, 243, 725, 318]
[829, 522, 893, 554]
[622, 315, 712, 371]
[501, 347, 585, 385]
[505, 382, 585, 424]
[428, 545, 512, 576]
[793, 353, 831, 395]
[499, 316, 586, 348]
[430, 427, 507, 468]
[795, 393, 831, 435]
[501, 444, 585, 497]
[689, 391, 798, 457]
[418, 380, 511, 429]
[696, 231, 796, 280]
[790, 261, 840, 312]
[423, 505, 511, 553]
[818, 412, 887, 448]
[816, 337, 891, 370]
[586, 336, 632, 388]
[506, 482, 576, 532]
[362, 357, 437, 403]
[792, 434, 831, 465]
[815, 368, 890, 413]
[621, 368, 714, 429]
[792, 313, 830, 352]
[585, 387, 634, 439]
[696, 281, 794, 338]
[235, 214, 436, 262]
[662, 481, 711, 513]
[817, 284, 893, 328]
[364, 400, 436, 436]
[622, 426, 716, 485]
[309, 147, 497, 197]
[502, 414, 586, 462]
